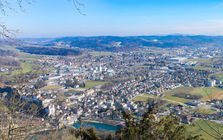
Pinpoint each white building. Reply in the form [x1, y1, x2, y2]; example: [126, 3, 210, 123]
[208, 80, 216, 87]
[48, 104, 56, 117]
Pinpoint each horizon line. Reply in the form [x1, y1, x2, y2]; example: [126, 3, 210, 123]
[18, 34, 223, 39]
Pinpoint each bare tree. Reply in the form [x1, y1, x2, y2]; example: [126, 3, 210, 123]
[0, 74, 48, 140]
[0, 0, 84, 39]
[72, 0, 85, 15]
[0, 0, 33, 39]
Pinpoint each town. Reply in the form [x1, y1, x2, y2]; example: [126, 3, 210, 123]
[1, 45, 223, 133]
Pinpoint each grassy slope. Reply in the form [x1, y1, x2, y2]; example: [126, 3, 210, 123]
[186, 120, 223, 140]
[210, 71, 223, 81]
[163, 87, 223, 100]
[133, 94, 189, 104]
[163, 95, 191, 103]
[134, 87, 223, 104]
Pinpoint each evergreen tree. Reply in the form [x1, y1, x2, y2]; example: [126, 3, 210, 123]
[116, 107, 201, 140]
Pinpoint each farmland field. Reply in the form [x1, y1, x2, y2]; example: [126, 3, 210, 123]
[133, 94, 189, 104]
[12, 62, 35, 75]
[163, 87, 223, 100]
[163, 95, 191, 103]
[133, 87, 223, 105]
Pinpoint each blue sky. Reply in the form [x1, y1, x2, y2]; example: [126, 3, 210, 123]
[3, 0, 223, 37]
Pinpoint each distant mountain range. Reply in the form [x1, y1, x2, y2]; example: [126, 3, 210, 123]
[22, 35, 223, 51]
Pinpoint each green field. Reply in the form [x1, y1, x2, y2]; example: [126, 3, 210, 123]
[84, 81, 108, 89]
[192, 66, 219, 71]
[0, 62, 38, 77]
[138, 66, 151, 68]
[134, 87, 223, 105]
[133, 94, 188, 104]
[18, 54, 42, 61]
[42, 85, 62, 90]
[191, 108, 216, 115]
[0, 45, 20, 53]
[133, 94, 156, 102]
[0, 45, 43, 76]
[163, 95, 191, 103]
[210, 71, 223, 81]
[192, 87, 223, 96]
[187, 120, 223, 140]
[187, 57, 222, 64]
[162, 87, 223, 100]
[90, 51, 113, 57]
[187, 57, 223, 71]
[12, 62, 35, 75]
[144, 48, 171, 55]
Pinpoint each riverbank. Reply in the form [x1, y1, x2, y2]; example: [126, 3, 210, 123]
[80, 117, 123, 126]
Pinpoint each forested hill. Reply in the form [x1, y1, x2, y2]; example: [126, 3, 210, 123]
[24, 35, 223, 51]
[17, 47, 82, 56]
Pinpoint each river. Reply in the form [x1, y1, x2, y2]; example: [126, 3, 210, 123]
[73, 121, 118, 131]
